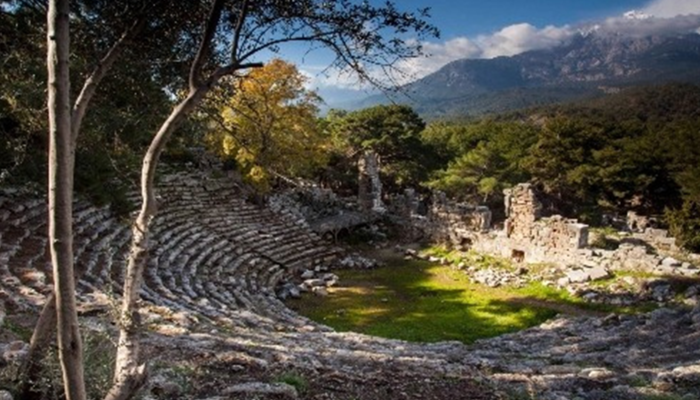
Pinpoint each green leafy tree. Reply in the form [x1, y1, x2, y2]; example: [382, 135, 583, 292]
[330, 104, 438, 191]
[666, 200, 700, 252]
[427, 120, 535, 208]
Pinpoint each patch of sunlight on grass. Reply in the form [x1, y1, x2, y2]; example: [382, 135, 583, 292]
[289, 258, 567, 344]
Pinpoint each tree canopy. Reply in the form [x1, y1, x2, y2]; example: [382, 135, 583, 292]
[328, 104, 439, 190]
[205, 59, 326, 191]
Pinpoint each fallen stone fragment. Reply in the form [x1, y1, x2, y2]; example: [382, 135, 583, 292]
[300, 269, 315, 279]
[2, 341, 28, 362]
[222, 382, 298, 399]
[303, 279, 325, 288]
[661, 257, 681, 267]
[587, 266, 610, 281]
[581, 367, 616, 381]
[151, 380, 183, 398]
[288, 287, 301, 299]
[566, 269, 590, 283]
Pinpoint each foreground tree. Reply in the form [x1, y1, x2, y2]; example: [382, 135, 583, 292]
[46, 0, 85, 398]
[110, 2, 437, 399]
[205, 58, 325, 191]
[16, 1, 196, 398]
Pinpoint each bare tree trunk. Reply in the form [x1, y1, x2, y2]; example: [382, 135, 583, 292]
[47, 1, 86, 399]
[19, 13, 144, 400]
[104, 88, 207, 400]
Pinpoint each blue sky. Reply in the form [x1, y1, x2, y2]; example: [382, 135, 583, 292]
[420, 0, 646, 38]
[274, 0, 700, 104]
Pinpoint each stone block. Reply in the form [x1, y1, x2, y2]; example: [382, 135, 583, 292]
[587, 266, 610, 281]
[566, 269, 590, 283]
[661, 257, 681, 268]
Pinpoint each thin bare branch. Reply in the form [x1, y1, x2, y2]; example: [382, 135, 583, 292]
[71, 16, 146, 146]
[189, 0, 225, 91]
[231, 0, 250, 63]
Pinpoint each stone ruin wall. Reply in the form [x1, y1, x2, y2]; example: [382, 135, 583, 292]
[424, 183, 590, 266]
[496, 184, 589, 264]
[357, 150, 385, 213]
[422, 183, 699, 275]
[426, 192, 492, 246]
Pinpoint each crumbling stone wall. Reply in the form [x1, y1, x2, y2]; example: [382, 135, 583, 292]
[390, 188, 421, 219]
[502, 184, 589, 258]
[473, 184, 589, 264]
[357, 150, 385, 213]
[503, 184, 541, 240]
[424, 183, 589, 265]
[426, 191, 492, 247]
[633, 227, 678, 252]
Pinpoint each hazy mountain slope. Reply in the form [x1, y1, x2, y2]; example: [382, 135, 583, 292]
[356, 32, 700, 118]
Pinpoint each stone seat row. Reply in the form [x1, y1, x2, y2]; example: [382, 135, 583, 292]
[0, 172, 346, 339]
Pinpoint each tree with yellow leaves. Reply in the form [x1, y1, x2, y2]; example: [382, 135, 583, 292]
[206, 59, 327, 191]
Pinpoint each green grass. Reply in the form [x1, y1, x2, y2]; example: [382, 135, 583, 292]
[292, 258, 556, 343]
[290, 252, 657, 344]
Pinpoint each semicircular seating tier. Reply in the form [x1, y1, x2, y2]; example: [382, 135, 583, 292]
[0, 172, 478, 380]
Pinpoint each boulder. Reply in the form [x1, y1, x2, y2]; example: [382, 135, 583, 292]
[566, 269, 590, 283]
[588, 266, 611, 281]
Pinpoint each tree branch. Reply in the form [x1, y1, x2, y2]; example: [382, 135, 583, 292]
[189, 0, 225, 91]
[231, 0, 250, 63]
[71, 15, 146, 146]
[210, 62, 264, 82]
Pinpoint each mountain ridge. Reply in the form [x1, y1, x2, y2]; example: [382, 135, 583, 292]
[353, 31, 700, 118]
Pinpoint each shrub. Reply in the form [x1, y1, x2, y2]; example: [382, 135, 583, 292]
[666, 199, 700, 253]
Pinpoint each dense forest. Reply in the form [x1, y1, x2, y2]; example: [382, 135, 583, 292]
[421, 83, 700, 250]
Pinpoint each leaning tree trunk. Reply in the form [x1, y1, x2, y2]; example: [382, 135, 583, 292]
[17, 295, 57, 400]
[105, 3, 248, 398]
[104, 88, 207, 400]
[46, 1, 87, 399]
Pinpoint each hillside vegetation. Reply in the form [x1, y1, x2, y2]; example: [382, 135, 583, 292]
[422, 83, 700, 250]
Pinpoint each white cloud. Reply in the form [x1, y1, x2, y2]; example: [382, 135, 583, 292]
[641, 0, 700, 18]
[394, 37, 482, 81]
[599, 13, 700, 37]
[478, 23, 574, 58]
[388, 23, 575, 84]
[301, 66, 358, 90]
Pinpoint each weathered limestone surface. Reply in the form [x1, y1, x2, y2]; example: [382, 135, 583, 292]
[466, 306, 700, 400]
[357, 150, 385, 213]
[427, 191, 492, 246]
[2, 175, 700, 399]
[0, 171, 487, 397]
